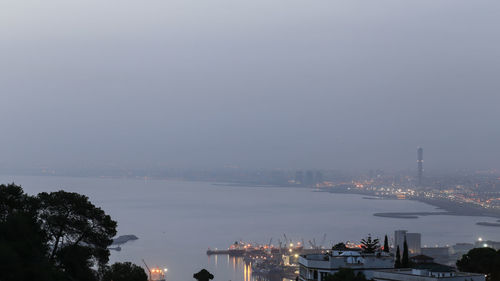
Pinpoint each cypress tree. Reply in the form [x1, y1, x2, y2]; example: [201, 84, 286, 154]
[383, 235, 389, 252]
[395, 245, 401, 268]
[402, 237, 409, 268]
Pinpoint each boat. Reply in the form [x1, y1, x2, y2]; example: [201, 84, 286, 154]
[142, 259, 167, 281]
[149, 267, 167, 281]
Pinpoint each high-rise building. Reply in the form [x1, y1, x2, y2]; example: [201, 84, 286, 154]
[314, 171, 323, 184]
[295, 171, 304, 185]
[417, 147, 423, 186]
[305, 171, 314, 186]
[406, 233, 422, 254]
[394, 230, 422, 255]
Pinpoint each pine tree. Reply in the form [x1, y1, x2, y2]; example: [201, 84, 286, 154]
[383, 235, 389, 252]
[395, 245, 401, 268]
[360, 234, 380, 254]
[402, 237, 409, 268]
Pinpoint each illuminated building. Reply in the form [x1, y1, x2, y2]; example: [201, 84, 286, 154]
[299, 251, 393, 281]
[417, 147, 423, 186]
[373, 267, 485, 281]
[394, 230, 421, 255]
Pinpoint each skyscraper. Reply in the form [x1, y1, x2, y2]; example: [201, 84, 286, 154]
[394, 230, 422, 255]
[417, 147, 423, 186]
[305, 170, 314, 186]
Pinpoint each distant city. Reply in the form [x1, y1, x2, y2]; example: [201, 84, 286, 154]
[6, 148, 500, 218]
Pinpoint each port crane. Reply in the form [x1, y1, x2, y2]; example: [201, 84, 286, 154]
[320, 234, 327, 249]
[142, 259, 152, 281]
[308, 240, 314, 249]
[283, 233, 289, 246]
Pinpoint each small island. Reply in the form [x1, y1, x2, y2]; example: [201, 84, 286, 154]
[373, 212, 450, 219]
[476, 222, 500, 227]
[112, 234, 139, 245]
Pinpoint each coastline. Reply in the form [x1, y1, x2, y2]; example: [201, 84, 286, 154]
[323, 187, 500, 219]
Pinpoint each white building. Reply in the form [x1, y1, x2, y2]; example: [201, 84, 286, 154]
[298, 250, 394, 281]
[373, 267, 485, 281]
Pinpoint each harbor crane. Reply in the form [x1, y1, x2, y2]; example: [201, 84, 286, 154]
[142, 259, 152, 281]
[308, 240, 316, 249]
[320, 234, 327, 249]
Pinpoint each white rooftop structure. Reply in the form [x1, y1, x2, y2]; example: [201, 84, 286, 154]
[373, 268, 485, 281]
[299, 251, 394, 281]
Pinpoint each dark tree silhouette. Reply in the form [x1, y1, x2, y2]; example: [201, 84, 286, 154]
[37, 190, 117, 271]
[383, 235, 390, 252]
[360, 234, 379, 253]
[402, 238, 409, 268]
[332, 242, 348, 251]
[194, 269, 214, 281]
[395, 245, 401, 268]
[0, 184, 62, 281]
[0, 184, 144, 281]
[457, 248, 500, 281]
[324, 268, 367, 281]
[102, 262, 148, 281]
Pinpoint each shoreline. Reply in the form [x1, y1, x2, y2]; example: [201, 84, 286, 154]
[324, 188, 500, 220]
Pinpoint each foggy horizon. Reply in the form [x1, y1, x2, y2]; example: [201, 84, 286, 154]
[2, 0, 500, 172]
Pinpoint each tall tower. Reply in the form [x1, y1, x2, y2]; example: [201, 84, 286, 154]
[417, 147, 423, 186]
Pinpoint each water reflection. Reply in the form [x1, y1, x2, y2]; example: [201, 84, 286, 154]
[209, 256, 288, 281]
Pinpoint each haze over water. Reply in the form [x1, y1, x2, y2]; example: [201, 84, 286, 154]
[3, 175, 499, 281]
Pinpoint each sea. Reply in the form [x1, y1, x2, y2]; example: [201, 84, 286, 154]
[2, 175, 499, 281]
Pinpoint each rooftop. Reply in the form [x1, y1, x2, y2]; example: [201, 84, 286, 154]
[376, 268, 485, 277]
[412, 263, 455, 273]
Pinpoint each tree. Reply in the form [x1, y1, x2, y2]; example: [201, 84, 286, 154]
[57, 245, 97, 281]
[0, 184, 122, 281]
[37, 190, 117, 273]
[324, 268, 367, 281]
[194, 269, 214, 281]
[332, 242, 348, 251]
[0, 184, 65, 281]
[457, 248, 500, 281]
[395, 245, 401, 268]
[383, 235, 390, 252]
[402, 237, 409, 268]
[102, 262, 148, 281]
[360, 234, 379, 253]
[0, 183, 38, 220]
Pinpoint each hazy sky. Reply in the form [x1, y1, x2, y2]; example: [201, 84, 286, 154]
[1, 0, 499, 171]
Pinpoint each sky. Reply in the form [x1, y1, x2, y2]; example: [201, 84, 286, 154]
[1, 0, 499, 172]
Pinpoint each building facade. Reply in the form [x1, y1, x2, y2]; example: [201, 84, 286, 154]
[298, 251, 394, 281]
[394, 230, 422, 255]
[373, 268, 485, 281]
